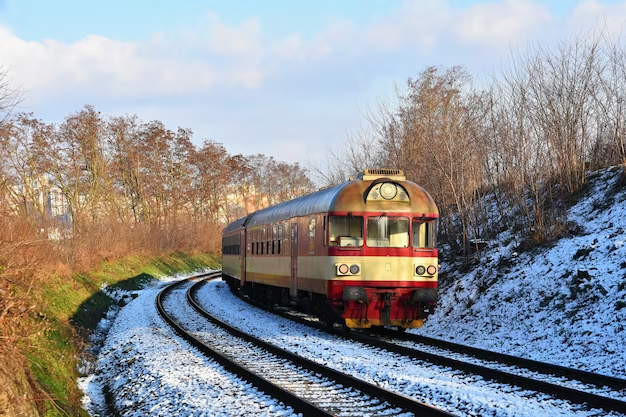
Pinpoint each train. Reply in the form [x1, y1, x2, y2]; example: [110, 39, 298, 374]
[221, 168, 439, 330]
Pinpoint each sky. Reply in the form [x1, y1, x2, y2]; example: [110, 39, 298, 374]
[1, 0, 626, 166]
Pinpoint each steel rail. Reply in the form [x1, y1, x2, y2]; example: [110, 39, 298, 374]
[187, 278, 457, 417]
[381, 329, 626, 390]
[156, 274, 333, 417]
[344, 328, 626, 414]
[227, 282, 626, 415]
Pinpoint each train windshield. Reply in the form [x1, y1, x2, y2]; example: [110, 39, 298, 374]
[328, 215, 363, 247]
[366, 216, 409, 248]
[412, 219, 437, 248]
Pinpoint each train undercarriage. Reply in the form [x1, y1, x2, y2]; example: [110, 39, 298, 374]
[222, 274, 436, 331]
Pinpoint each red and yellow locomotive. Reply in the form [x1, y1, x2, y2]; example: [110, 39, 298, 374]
[222, 168, 438, 329]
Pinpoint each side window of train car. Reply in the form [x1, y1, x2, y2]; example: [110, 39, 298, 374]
[272, 224, 277, 254]
[255, 229, 259, 255]
[277, 224, 282, 254]
[283, 221, 289, 253]
[328, 215, 363, 247]
[412, 219, 437, 248]
[308, 218, 316, 253]
[261, 228, 265, 255]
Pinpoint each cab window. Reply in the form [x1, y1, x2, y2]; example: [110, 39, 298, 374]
[367, 216, 409, 247]
[412, 219, 437, 248]
[328, 215, 363, 247]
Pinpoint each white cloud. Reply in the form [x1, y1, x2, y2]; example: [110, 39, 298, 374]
[271, 35, 304, 61]
[3, 1, 625, 103]
[0, 1, 598, 104]
[0, 14, 267, 101]
[364, 1, 450, 52]
[269, 0, 557, 68]
[569, 0, 626, 33]
[145, 13, 263, 60]
[454, 1, 552, 45]
[206, 15, 262, 57]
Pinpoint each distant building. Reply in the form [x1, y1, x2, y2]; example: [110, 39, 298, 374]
[6, 174, 71, 228]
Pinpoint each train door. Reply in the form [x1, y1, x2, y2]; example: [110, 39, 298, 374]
[240, 229, 246, 287]
[290, 221, 298, 298]
[240, 214, 253, 288]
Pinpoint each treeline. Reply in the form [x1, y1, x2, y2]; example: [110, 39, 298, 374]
[314, 28, 626, 255]
[0, 107, 314, 257]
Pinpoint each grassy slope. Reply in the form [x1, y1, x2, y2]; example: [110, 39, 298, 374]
[19, 252, 220, 417]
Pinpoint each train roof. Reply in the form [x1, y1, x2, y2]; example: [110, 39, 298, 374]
[247, 182, 351, 228]
[223, 170, 438, 232]
[223, 215, 250, 234]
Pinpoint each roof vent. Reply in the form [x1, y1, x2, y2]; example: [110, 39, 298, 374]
[357, 168, 406, 181]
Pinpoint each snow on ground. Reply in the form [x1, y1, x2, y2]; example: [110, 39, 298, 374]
[416, 167, 626, 378]
[78, 273, 297, 417]
[193, 280, 621, 417]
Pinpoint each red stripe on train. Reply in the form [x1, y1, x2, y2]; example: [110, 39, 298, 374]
[326, 279, 437, 299]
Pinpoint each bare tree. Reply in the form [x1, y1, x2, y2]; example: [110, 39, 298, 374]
[191, 140, 231, 223]
[308, 126, 385, 186]
[593, 30, 626, 169]
[0, 114, 55, 230]
[368, 66, 487, 252]
[41, 106, 109, 230]
[0, 66, 22, 122]
[107, 114, 145, 222]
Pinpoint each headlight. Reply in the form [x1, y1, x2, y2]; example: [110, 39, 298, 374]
[415, 265, 426, 275]
[427, 265, 437, 275]
[338, 264, 349, 274]
[350, 264, 360, 274]
[380, 182, 398, 200]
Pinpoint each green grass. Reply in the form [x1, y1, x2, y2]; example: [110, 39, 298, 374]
[21, 251, 220, 416]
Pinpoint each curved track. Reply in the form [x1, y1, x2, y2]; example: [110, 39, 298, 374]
[226, 276, 626, 415]
[378, 329, 626, 389]
[157, 274, 456, 417]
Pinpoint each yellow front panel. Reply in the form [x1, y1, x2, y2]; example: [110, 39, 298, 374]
[297, 256, 438, 283]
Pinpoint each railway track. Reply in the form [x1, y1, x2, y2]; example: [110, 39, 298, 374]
[156, 274, 456, 417]
[377, 328, 626, 390]
[213, 275, 626, 415]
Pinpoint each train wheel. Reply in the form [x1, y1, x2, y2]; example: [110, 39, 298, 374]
[319, 307, 336, 329]
[339, 319, 351, 333]
[318, 311, 330, 328]
[302, 296, 312, 314]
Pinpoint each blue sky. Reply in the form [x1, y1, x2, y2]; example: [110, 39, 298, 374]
[1, 0, 625, 165]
